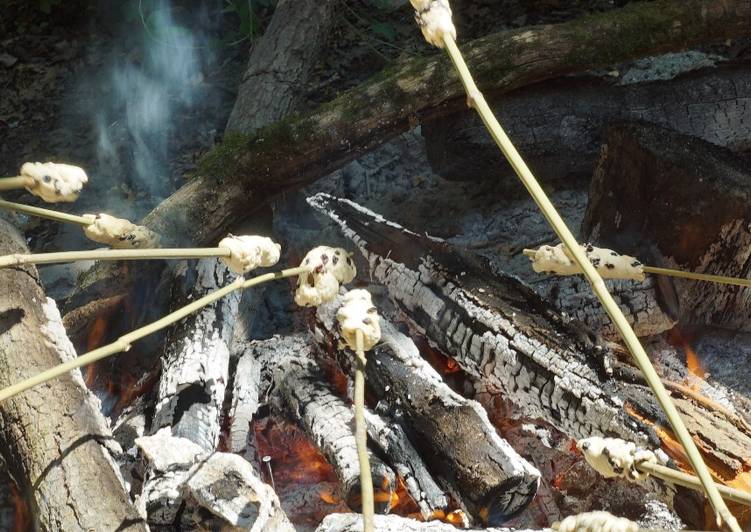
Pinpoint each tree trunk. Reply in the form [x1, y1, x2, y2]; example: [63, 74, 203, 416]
[67, 0, 751, 310]
[0, 217, 146, 531]
[225, 0, 336, 135]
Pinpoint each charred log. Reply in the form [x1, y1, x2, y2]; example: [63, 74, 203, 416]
[308, 194, 751, 515]
[0, 217, 146, 531]
[582, 121, 751, 332]
[228, 341, 263, 458]
[67, 0, 751, 309]
[260, 335, 398, 513]
[316, 298, 540, 525]
[150, 258, 241, 450]
[362, 408, 449, 520]
[134, 428, 292, 530]
[422, 65, 751, 184]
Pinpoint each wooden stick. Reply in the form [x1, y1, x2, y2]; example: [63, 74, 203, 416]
[0, 247, 232, 268]
[0, 198, 91, 226]
[0, 266, 306, 404]
[638, 461, 751, 508]
[442, 33, 739, 532]
[354, 328, 374, 532]
[0, 176, 32, 191]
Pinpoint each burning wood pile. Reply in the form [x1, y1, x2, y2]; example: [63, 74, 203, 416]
[2, 0, 751, 531]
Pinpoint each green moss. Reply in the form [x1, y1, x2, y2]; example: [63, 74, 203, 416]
[197, 132, 254, 181]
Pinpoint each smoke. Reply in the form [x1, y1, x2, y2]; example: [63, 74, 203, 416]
[93, 0, 215, 209]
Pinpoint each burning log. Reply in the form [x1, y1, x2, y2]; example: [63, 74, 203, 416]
[0, 217, 146, 531]
[150, 258, 242, 450]
[316, 296, 541, 524]
[228, 340, 263, 457]
[582, 121, 751, 332]
[260, 335, 398, 514]
[362, 408, 449, 520]
[67, 0, 751, 308]
[134, 428, 293, 530]
[422, 65, 751, 184]
[308, 194, 751, 525]
[316, 513, 546, 532]
[309, 193, 653, 443]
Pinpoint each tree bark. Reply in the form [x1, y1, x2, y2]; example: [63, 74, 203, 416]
[67, 0, 751, 310]
[0, 217, 146, 531]
[422, 64, 751, 184]
[582, 122, 751, 331]
[225, 0, 336, 135]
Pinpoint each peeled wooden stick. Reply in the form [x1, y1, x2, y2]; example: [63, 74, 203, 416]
[0, 198, 91, 225]
[0, 176, 33, 191]
[0, 265, 306, 404]
[522, 246, 751, 288]
[411, 2, 739, 528]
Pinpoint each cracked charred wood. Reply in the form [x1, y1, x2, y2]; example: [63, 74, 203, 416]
[582, 122, 751, 332]
[228, 341, 263, 458]
[308, 193, 655, 444]
[309, 194, 751, 526]
[0, 217, 146, 531]
[534, 274, 675, 339]
[67, 0, 751, 310]
[362, 408, 449, 520]
[316, 513, 547, 532]
[263, 334, 397, 514]
[150, 258, 241, 450]
[135, 428, 293, 530]
[225, 0, 335, 135]
[316, 298, 540, 525]
[422, 64, 751, 184]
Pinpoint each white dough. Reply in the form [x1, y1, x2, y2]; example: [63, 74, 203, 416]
[218, 234, 281, 274]
[410, 0, 456, 48]
[21, 162, 88, 203]
[294, 246, 356, 307]
[554, 511, 638, 532]
[83, 213, 161, 249]
[577, 437, 657, 482]
[527, 243, 645, 281]
[336, 289, 381, 351]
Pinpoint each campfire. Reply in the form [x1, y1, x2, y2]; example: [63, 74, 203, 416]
[2, 0, 751, 531]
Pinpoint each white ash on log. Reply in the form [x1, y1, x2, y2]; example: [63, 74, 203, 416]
[228, 340, 263, 458]
[316, 297, 540, 525]
[135, 428, 293, 530]
[422, 64, 751, 184]
[316, 513, 547, 532]
[263, 335, 398, 514]
[582, 121, 751, 331]
[362, 408, 448, 520]
[309, 194, 751, 527]
[0, 217, 146, 531]
[308, 193, 652, 444]
[535, 275, 675, 339]
[150, 258, 241, 450]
